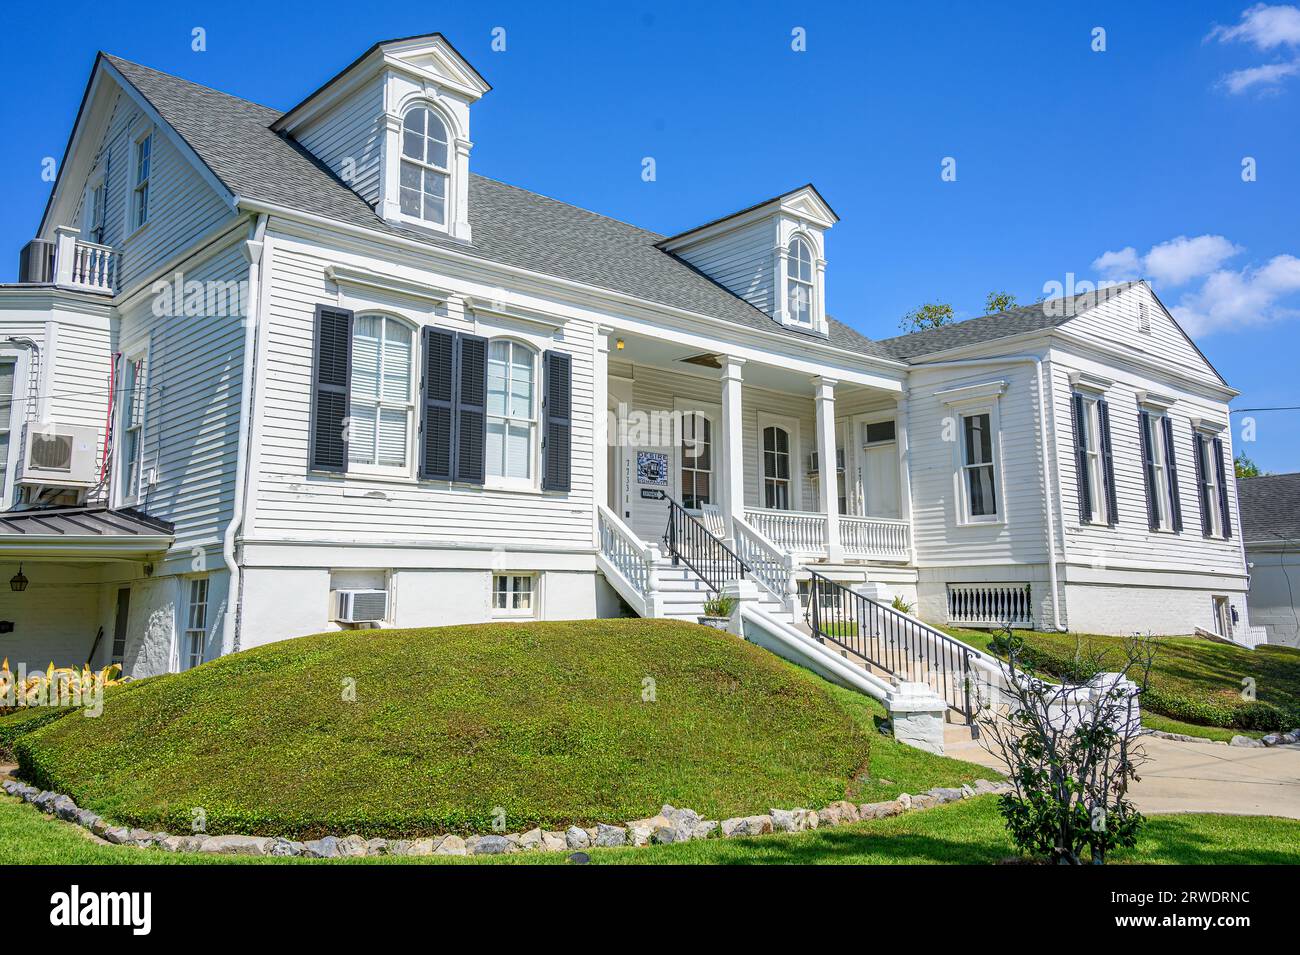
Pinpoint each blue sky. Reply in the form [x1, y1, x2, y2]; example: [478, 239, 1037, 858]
[3, 1, 1298, 470]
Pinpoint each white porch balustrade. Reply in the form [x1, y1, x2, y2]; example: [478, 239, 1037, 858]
[744, 507, 910, 562]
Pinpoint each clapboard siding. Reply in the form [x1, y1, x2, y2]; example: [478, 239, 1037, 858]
[251, 238, 596, 548]
[67, 87, 235, 293]
[1062, 283, 1223, 388]
[907, 360, 1051, 567]
[672, 219, 776, 316]
[1049, 345, 1246, 575]
[295, 78, 385, 208]
[117, 241, 248, 555]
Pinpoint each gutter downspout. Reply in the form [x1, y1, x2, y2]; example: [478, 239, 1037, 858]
[221, 214, 268, 656]
[908, 353, 1065, 632]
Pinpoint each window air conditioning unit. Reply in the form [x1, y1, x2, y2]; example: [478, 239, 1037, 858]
[332, 589, 389, 624]
[20, 423, 100, 488]
[807, 449, 845, 475]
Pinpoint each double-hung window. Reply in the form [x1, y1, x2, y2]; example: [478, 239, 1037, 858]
[184, 577, 209, 670]
[961, 411, 998, 520]
[349, 315, 415, 473]
[1071, 391, 1117, 526]
[762, 425, 792, 510]
[786, 237, 814, 326]
[1139, 408, 1181, 532]
[89, 180, 106, 244]
[680, 412, 713, 509]
[120, 356, 145, 504]
[0, 359, 15, 504]
[486, 340, 537, 483]
[1194, 430, 1231, 539]
[131, 132, 151, 231]
[400, 107, 450, 227]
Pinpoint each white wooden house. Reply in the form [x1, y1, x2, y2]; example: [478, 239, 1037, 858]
[0, 35, 1252, 692]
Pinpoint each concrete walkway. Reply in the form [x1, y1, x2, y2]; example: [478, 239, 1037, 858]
[943, 725, 1300, 819]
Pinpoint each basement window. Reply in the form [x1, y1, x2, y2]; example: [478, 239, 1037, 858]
[492, 574, 536, 618]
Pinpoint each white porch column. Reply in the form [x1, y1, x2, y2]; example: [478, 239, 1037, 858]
[592, 326, 612, 546]
[814, 376, 843, 562]
[720, 356, 746, 538]
[895, 394, 915, 564]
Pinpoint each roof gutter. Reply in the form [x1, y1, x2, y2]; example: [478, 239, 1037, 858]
[909, 353, 1065, 632]
[221, 213, 268, 657]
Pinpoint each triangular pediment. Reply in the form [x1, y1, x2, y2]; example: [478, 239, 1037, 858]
[383, 36, 492, 97]
[777, 187, 837, 229]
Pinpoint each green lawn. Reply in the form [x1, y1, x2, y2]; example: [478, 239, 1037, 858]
[12, 619, 993, 839]
[947, 626, 1300, 738]
[5, 794, 1296, 866]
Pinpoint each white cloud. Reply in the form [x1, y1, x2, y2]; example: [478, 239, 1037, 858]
[1091, 235, 1241, 286]
[1144, 235, 1243, 286]
[1170, 254, 1300, 335]
[1208, 3, 1300, 49]
[1092, 247, 1141, 282]
[1208, 4, 1300, 93]
[1220, 59, 1300, 92]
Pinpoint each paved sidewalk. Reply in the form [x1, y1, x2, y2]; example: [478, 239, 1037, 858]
[943, 725, 1300, 818]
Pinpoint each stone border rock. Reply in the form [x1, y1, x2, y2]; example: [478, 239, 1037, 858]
[1143, 727, 1300, 748]
[1, 777, 1011, 858]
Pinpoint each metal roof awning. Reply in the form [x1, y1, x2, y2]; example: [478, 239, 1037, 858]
[0, 506, 175, 560]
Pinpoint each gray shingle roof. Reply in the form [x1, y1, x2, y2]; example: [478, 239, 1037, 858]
[0, 506, 174, 539]
[103, 55, 893, 360]
[1238, 473, 1300, 543]
[873, 285, 1139, 361]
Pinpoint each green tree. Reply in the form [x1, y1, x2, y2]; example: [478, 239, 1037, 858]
[899, 302, 955, 333]
[985, 291, 1017, 313]
[1235, 454, 1265, 478]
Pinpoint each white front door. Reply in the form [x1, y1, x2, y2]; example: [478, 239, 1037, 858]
[860, 419, 901, 519]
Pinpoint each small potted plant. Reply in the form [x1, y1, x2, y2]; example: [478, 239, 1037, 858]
[698, 594, 738, 630]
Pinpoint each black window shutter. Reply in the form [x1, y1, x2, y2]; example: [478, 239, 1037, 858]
[1138, 409, 1159, 531]
[1098, 399, 1118, 526]
[420, 327, 456, 480]
[541, 349, 573, 492]
[1162, 415, 1183, 533]
[454, 333, 488, 485]
[1213, 437, 1232, 539]
[309, 304, 353, 472]
[1070, 393, 1092, 524]
[1192, 430, 1211, 536]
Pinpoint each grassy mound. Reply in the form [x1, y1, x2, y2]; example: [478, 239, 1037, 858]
[16, 619, 875, 838]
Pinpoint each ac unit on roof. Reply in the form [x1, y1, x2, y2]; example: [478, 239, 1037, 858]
[332, 589, 389, 624]
[19, 423, 99, 488]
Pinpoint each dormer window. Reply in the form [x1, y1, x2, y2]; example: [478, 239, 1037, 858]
[399, 106, 450, 227]
[786, 236, 814, 326]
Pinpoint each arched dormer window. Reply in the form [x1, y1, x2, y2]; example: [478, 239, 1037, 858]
[786, 236, 814, 326]
[400, 106, 450, 226]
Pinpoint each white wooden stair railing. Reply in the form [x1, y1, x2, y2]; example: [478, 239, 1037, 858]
[731, 514, 800, 615]
[596, 504, 660, 617]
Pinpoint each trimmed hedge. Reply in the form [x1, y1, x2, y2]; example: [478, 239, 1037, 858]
[0, 707, 73, 761]
[986, 632, 1300, 731]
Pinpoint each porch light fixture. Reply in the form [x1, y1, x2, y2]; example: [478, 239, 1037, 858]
[10, 564, 28, 593]
[615, 338, 625, 350]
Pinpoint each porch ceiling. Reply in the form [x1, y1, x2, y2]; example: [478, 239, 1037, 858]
[610, 329, 894, 397]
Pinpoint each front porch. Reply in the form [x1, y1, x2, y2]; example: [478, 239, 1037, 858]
[597, 328, 913, 569]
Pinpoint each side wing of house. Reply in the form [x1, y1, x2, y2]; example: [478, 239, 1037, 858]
[0, 58, 246, 677]
[1047, 282, 1248, 636]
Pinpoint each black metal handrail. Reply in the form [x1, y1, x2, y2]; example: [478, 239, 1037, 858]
[659, 494, 748, 594]
[806, 571, 977, 724]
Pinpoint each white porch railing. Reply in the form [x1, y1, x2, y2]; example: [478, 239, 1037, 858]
[946, 584, 1034, 628]
[69, 240, 116, 292]
[596, 504, 659, 616]
[744, 508, 911, 561]
[51, 227, 115, 293]
[732, 514, 799, 613]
